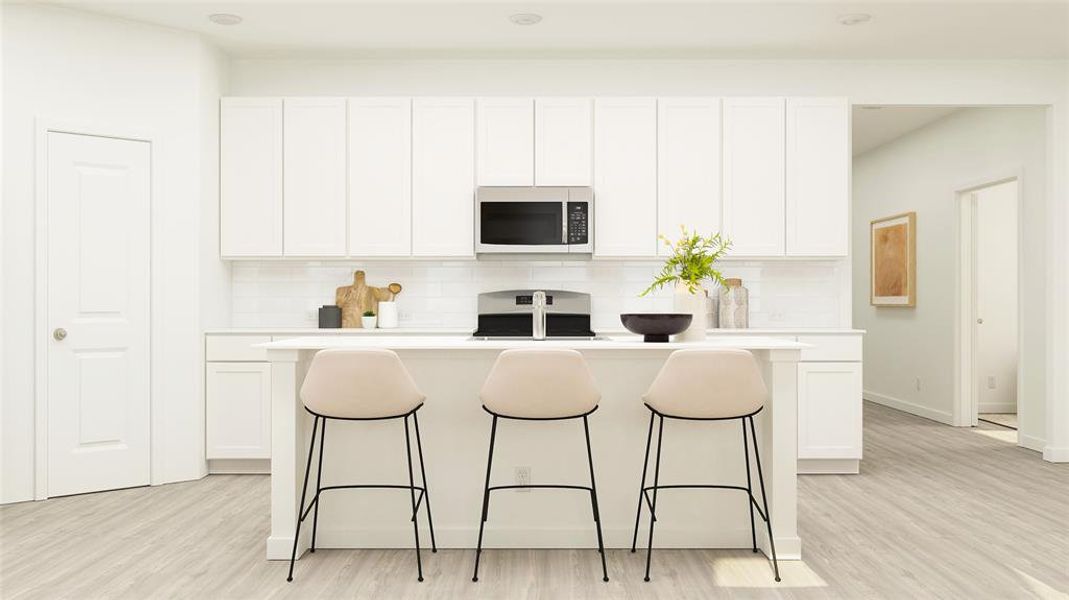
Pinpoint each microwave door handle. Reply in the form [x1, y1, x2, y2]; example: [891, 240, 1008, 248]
[562, 202, 568, 244]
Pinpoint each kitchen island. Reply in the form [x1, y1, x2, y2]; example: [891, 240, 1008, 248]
[262, 335, 806, 562]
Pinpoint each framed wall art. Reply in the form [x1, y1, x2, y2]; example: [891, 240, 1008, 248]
[870, 212, 916, 307]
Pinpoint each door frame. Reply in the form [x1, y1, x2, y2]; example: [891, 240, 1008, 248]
[33, 118, 160, 500]
[953, 168, 1024, 435]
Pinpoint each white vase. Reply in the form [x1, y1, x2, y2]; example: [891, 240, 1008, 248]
[377, 301, 399, 329]
[719, 278, 749, 329]
[673, 283, 708, 342]
[361, 316, 377, 329]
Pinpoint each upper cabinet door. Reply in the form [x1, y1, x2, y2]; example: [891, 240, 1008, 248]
[722, 97, 786, 257]
[476, 97, 534, 186]
[220, 98, 283, 257]
[593, 98, 658, 257]
[412, 98, 476, 257]
[535, 98, 592, 186]
[283, 98, 348, 257]
[657, 98, 722, 256]
[349, 97, 412, 257]
[787, 97, 850, 256]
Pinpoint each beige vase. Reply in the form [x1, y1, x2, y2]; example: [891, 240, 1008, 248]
[673, 282, 708, 342]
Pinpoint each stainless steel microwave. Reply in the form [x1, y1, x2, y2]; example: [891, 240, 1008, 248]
[475, 187, 593, 254]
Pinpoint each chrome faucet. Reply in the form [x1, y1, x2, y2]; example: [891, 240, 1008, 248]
[532, 290, 547, 340]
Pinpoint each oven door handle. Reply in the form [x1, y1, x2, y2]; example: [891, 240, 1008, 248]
[562, 201, 568, 244]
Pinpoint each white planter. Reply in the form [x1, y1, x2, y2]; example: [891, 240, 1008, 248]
[673, 283, 708, 341]
[361, 316, 377, 329]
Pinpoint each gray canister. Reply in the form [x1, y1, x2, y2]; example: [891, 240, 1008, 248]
[319, 305, 342, 328]
[718, 278, 748, 329]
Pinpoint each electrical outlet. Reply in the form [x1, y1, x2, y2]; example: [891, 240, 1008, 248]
[987, 376, 997, 390]
[915, 377, 922, 391]
[514, 466, 531, 491]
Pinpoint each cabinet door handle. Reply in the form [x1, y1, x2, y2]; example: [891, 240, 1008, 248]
[53, 328, 67, 341]
[976, 318, 983, 325]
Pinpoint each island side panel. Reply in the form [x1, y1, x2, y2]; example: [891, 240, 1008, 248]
[266, 348, 311, 561]
[761, 348, 802, 560]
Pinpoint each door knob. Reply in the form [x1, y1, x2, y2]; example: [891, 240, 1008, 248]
[53, 328, 67, 341]
[976, 318, 984, 325]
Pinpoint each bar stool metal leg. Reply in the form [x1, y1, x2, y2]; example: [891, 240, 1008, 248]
[742, 419, 758, 553]
[412, 412, 437, 553]
[287, 415, 320, 582]
[630, 411, 655, 553]
[583, 415, 610, 582]
[310, 420, 327, 553]
[403, 416, 425, 582]
[472, 415, 498, 583]
[643, 414, 665, 582]
[748, 416, 781, 582]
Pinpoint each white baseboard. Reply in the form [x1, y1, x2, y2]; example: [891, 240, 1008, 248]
[863, 390, 954, 425]
[978, 402, 1017, 414]
[1018, 433, 1045, 453]
[1043, 446, 1069, 463]
[208, 459, 270, 474]
[798, 459, 859, 474]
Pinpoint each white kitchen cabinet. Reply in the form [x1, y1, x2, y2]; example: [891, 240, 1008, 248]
[283, 98, 348, 257]
[593, 98, 658, 257]
[476, 97, 534, 186]
[206, 362, 271, 459]
[220, 98, 283, 257]
[349, 97, 412, 256]
[412, 98, 476, 257]
[722, 97, 786, 257]
[786, 97, 850, 256]
[657, 97, 722, 254]
[535, 97, 592, 186]
[797, 362, 863, 461]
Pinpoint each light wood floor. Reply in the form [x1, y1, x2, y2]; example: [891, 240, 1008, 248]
[2, 403, 1067, 599]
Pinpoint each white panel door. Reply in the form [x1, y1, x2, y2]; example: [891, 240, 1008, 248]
[476, 97, 533, 186]
[657, 97, 722, 255]
[349, 97, 412, 256]
[46, 132, 151, 497]
[220, 98, 283, 257]
[722, 97, 786, 257]
[283, 98, 348, 256]
[786, 97, 850, 256]
[412, 97, 475, 257]
[797, 362, 863, 459]
[206, 363, 272, 459]
[536, 97, 592, 186]
[593, 98, 658, 257]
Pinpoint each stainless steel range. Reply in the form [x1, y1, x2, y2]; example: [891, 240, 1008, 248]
[471, 289, 596, 340]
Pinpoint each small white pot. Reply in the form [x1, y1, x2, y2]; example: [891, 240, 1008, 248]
[361, 316, 377, 329]
[673, 282, 708, 342]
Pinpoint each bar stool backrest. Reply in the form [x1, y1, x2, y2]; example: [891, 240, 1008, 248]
[480, 348, 600, 419]
[300, 348, 426, 419]
[643, 349, 767, 419]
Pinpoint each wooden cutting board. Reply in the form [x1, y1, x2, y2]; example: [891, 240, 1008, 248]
[335, 271, 402, 328]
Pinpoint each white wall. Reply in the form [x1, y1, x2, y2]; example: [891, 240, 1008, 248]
[852, 108, 1046, 450]
[975, 181, 1019, 414]
[1, 4, 227, 503]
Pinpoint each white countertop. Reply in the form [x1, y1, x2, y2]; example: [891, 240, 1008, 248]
[209, 327, 863, 336]
[260, 334, 809, 351]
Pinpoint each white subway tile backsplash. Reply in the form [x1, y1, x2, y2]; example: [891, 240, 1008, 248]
[229, 259, 848, 330]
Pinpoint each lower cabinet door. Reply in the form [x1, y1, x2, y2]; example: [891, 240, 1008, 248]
[797, 362, 862, 460]
[206, 362, 271, 459]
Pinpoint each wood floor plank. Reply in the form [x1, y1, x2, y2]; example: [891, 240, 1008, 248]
[1, 402, 1066, 599]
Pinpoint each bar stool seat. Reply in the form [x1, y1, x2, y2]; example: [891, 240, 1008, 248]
[631, 348, 781, 582]
[472, 348, 609, 583]
[287, 348, 436, 583]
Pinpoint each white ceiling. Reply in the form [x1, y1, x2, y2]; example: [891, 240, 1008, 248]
[851, 106, 961, 155]
[37, 0, 1069, 59]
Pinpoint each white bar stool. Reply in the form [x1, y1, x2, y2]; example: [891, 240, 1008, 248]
[471, 348, 609, 583]
[630, 348, 781, 582]
[286, 348, 437, 583]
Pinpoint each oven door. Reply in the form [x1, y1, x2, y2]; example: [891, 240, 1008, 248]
[477, 200, 567, 253]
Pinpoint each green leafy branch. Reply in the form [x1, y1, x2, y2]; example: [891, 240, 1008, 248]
[640, 226, 732, 297]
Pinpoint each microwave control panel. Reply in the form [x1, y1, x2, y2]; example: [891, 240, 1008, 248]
[567, 202, 589, 245]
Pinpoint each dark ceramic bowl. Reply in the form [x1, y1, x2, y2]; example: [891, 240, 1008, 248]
[620, 313, 693, 343]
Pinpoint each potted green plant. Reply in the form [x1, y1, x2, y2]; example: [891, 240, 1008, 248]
[641, 226, 731, 341]
[361, 309, 377, 329]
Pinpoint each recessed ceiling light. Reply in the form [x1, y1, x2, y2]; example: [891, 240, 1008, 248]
[509, 13, 543, 26]
[838, 13, 872, 26]
[208, 13, 243, 26]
